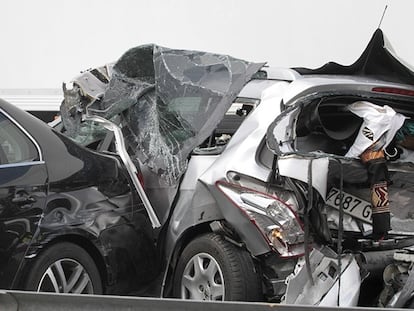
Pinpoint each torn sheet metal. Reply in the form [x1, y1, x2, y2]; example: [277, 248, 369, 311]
[61, 45, 263, 185]
[283, 247, 361, 306]
[266, 105, 330, 198]
[294, 29, 414, 85]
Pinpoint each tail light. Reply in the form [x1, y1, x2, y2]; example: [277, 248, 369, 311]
[372, 87, 414, 97]
[216, 181, 305, 258]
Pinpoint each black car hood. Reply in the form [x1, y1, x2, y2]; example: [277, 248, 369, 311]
[294, 29, 414, 85]
[61, 45, 263, 185]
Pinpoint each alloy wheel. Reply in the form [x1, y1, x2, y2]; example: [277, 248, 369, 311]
[37, 258, 94, 294]
[181, 252, 225, 300]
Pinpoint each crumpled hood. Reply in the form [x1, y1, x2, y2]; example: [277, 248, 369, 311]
[61, 44, 264, 185]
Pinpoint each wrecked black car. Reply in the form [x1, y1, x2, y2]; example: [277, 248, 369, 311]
[59, 29, 414, 307]
[0, 100, 159, 295]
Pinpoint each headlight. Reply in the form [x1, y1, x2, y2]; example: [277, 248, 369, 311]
[216, 181, 306, 258]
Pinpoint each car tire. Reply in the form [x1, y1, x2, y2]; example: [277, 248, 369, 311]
[24, 242, 103, 294]
[173, 233, 262, 301]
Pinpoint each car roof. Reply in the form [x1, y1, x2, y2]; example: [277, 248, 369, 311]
[238, 67, 301, 100]
[280, 74, 414, 106]
[238, 79, 281, 99]
[0, 98, 50, 131]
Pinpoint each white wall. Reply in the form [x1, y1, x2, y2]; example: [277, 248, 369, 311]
[1, 0, 413, 89]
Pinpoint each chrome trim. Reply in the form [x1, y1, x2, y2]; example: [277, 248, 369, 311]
[0, 160, 45, 169]
[85, 116, 161, 228]
[0, 108, 43, 162]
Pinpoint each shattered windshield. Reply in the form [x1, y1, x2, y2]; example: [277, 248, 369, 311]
[61, 44, 263, 185]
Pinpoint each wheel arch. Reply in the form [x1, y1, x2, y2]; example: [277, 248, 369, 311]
[162, 219, 250, 297]
[16, 234, 109, 292]
[168, 229, 263, 301]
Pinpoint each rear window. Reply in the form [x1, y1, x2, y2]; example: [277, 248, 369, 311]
[0, 112, 39, 164]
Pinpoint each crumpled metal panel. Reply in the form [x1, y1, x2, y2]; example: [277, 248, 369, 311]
[283, 247, 361, 306]
[61, 44, 263, 185]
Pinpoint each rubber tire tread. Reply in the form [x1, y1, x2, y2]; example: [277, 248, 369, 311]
[173, 233, 262, 301]
[24, 242, 103, 294]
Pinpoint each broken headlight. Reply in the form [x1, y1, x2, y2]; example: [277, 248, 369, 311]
[216, 181, 305, 258]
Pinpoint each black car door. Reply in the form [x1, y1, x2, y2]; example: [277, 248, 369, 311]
[0, 110, 48, 289]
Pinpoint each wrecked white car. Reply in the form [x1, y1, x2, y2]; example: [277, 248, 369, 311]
[59, 29, 414, 307]
[266, 29, 414, 307]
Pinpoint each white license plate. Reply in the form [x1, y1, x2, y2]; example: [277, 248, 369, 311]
[326, 188, 372, 223]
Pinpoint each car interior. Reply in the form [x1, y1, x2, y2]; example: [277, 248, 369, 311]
[295, 95, 414, 157]
[193, 98, 258, 155]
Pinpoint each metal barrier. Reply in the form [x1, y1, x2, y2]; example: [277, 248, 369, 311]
[0, 290, 400, 311]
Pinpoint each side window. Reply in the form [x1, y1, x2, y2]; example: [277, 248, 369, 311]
[0, 113, 39, 164]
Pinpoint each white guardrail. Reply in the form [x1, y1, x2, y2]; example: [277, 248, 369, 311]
[0, 290, 402, 311]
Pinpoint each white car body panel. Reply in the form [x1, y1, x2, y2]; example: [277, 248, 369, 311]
[200, 80, 289, 185]
[278, 156, 329, 200]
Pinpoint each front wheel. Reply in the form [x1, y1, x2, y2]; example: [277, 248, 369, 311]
[173, 233, 262, 301]
[24, 242, 103, 294]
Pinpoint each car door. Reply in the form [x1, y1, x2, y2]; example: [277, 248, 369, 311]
[0, 110, 48, 289]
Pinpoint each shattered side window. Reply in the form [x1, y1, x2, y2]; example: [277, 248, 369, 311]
[67, 120, 107, 147]
[61, 44, 264, 185]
